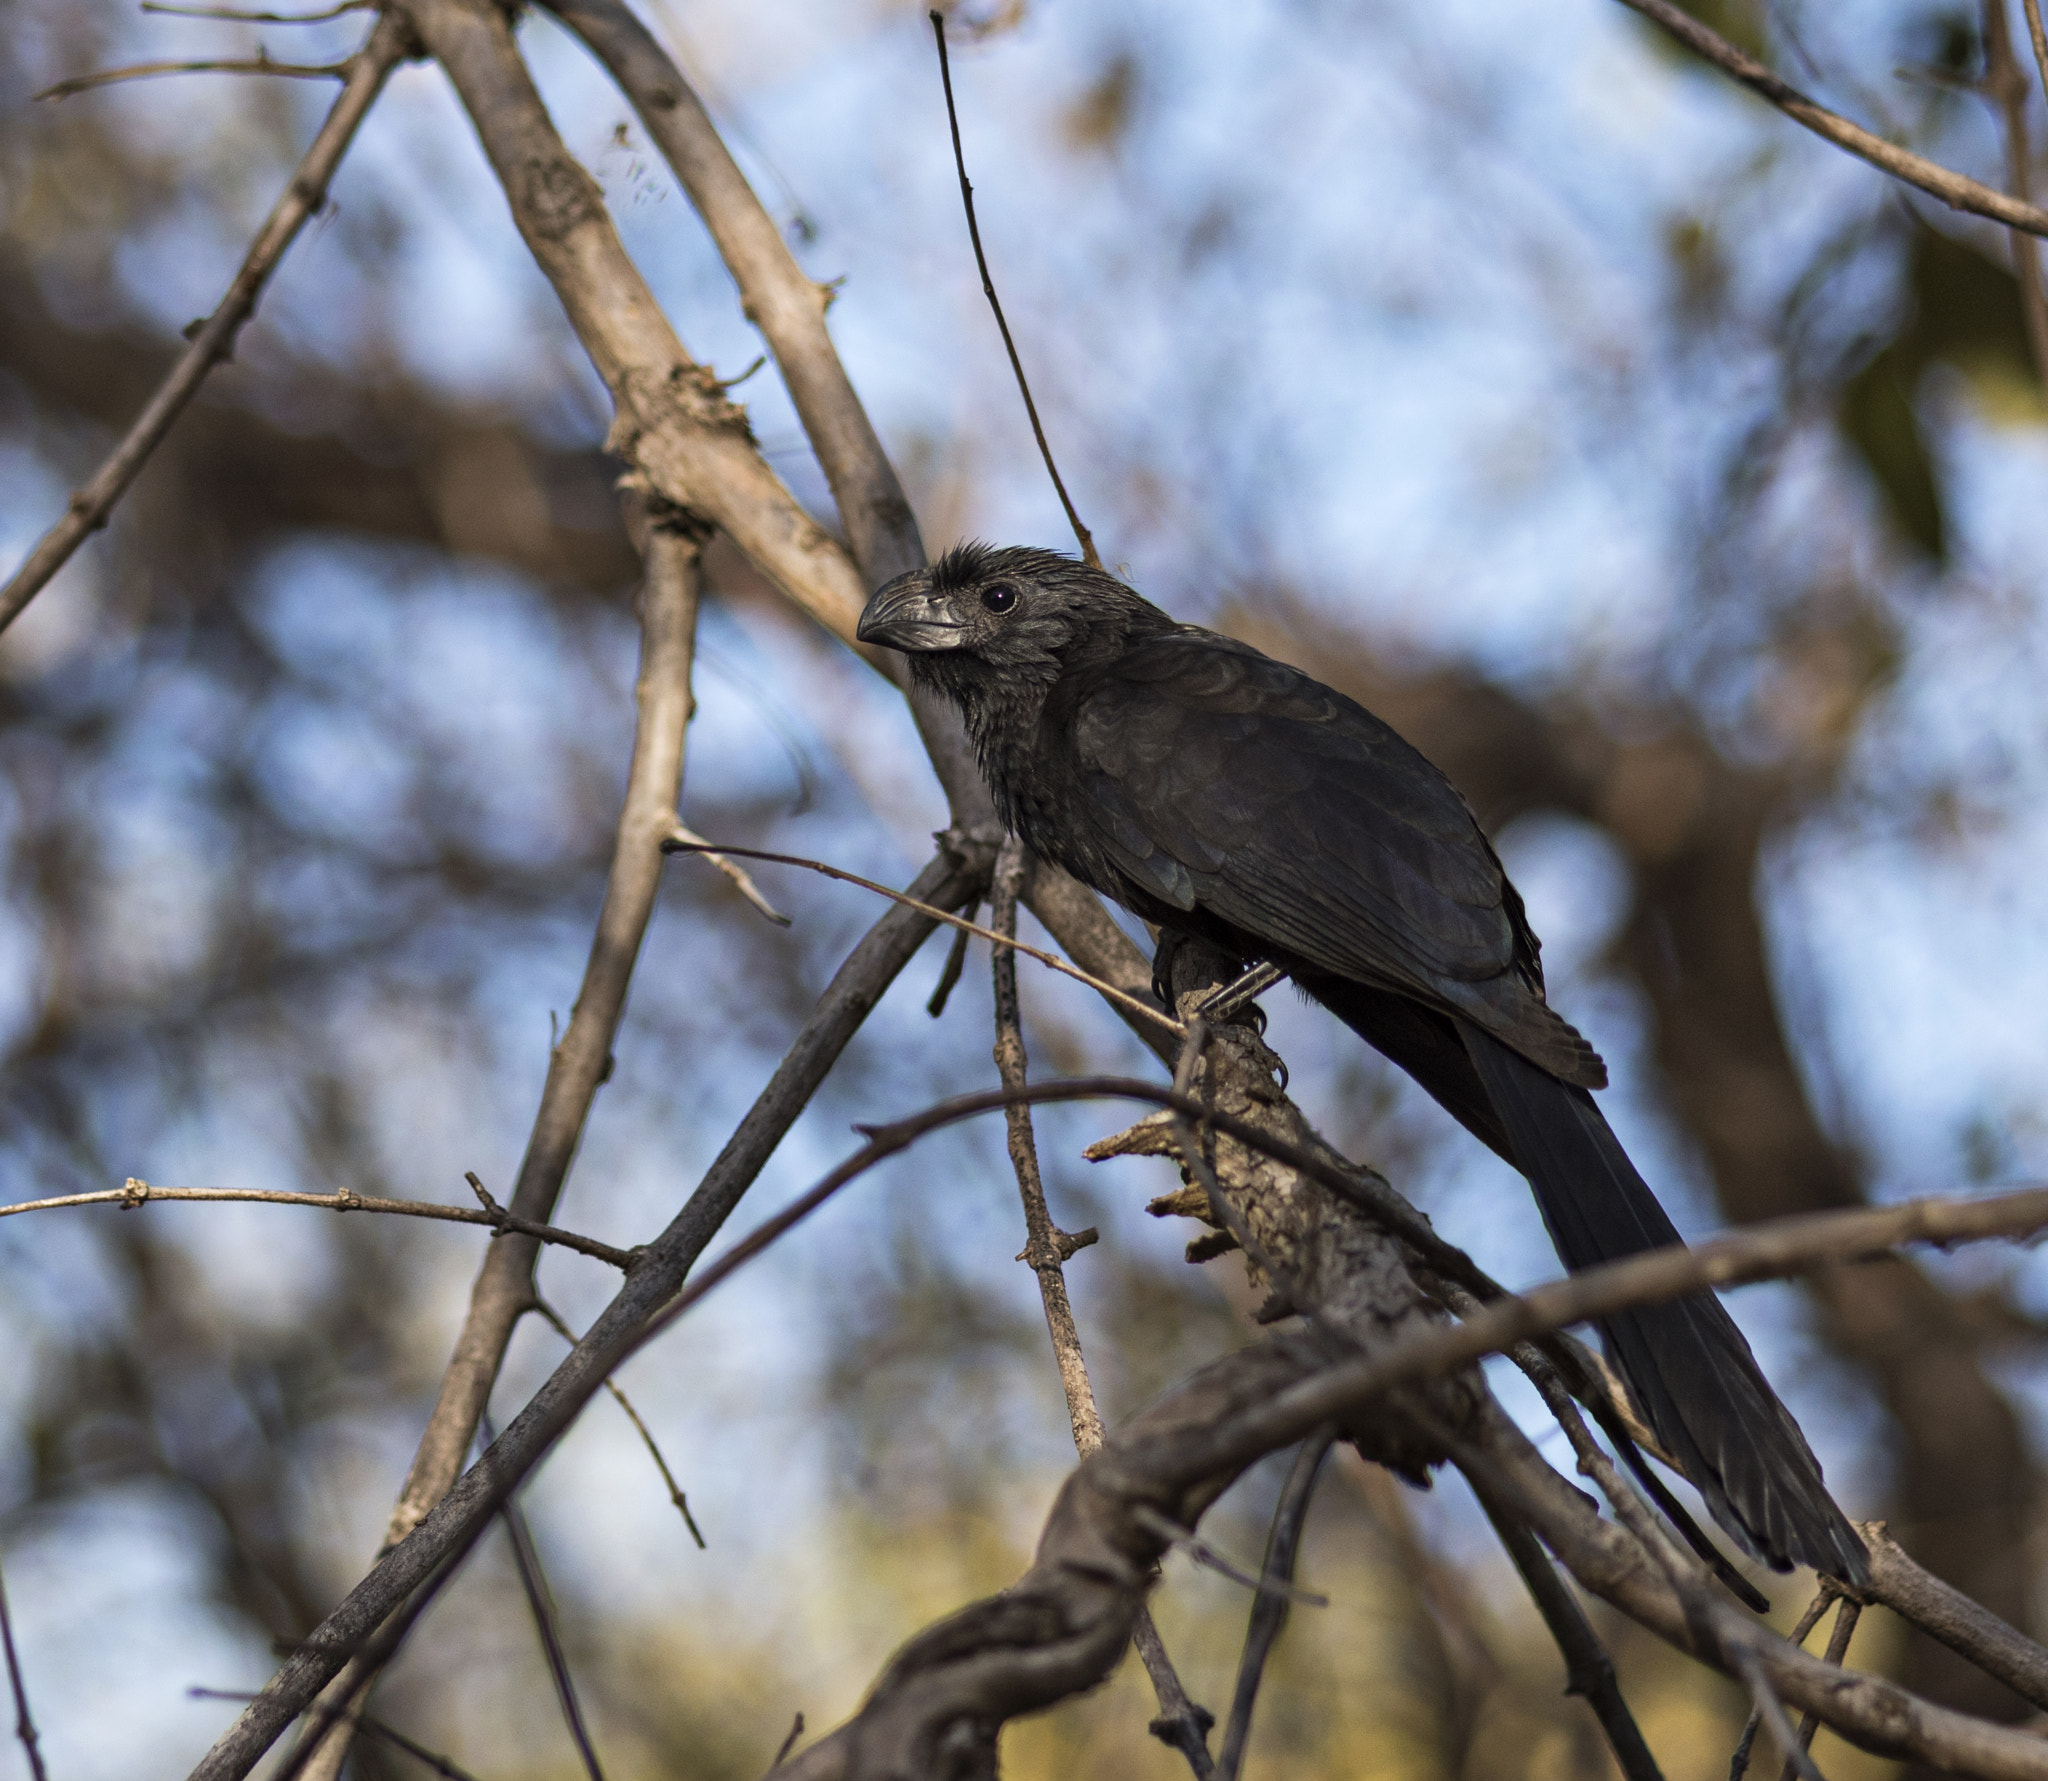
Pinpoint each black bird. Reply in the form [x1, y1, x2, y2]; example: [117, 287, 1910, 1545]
[858, 541, 1866, 1582]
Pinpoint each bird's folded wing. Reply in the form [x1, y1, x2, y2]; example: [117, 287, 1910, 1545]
[1071, 632, 1516, 989]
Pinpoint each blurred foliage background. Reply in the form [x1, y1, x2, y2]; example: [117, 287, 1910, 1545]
[2, 0, 2048, 1776]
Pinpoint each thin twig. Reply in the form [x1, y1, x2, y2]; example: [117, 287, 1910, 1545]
[484, 1418, 608, 1781]
[987, 839, 1209, 1777]
[533, 1298, 705, 1549]
[665, 823, 791, 925]
[1132, 1504, 1331, 1608]
[925, 917, 974, 1017]
[1616, 0, 2048, 237]
[0, 1553, 47, 1781]
[34, 52, 351, 101]
[1979, 0, 2048, 391]
[143, 0, 373, 18]
[0, 1178, 636, 1268]
[1, 10, 411, 631]
[1737, 1647, 1826, 1781]
[1215, 1434, 1334, 1781]
[1731, 1582, 1839, 1780]
[1472, 1486, 1664, 1781]
[929, 10, 1102, 569]
[187, 1693, 484, 1781]
[2025, 0, 2048, 110]
[663, 838, 1182, 1039]
[1779, 1597, 1860, 1781]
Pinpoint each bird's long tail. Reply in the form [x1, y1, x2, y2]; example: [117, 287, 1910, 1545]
[1459, 1020, 1868, 1582]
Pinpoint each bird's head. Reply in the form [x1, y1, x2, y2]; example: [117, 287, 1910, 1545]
[857, 543, 1164, 712]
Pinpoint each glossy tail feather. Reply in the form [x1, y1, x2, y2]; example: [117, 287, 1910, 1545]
[1458, 1019, 1868, 1583]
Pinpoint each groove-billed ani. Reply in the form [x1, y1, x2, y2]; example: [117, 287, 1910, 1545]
[858, 541, 1866, 1581]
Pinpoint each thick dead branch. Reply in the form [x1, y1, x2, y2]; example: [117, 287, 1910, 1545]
[777, 1307, 2048, 1781]
[1617, 0, 2048, 237]
[401, 0, 992, 829]
[536, 0, 998, 818]
[0, 8, 414, 631]
[536, 0, 917, 589]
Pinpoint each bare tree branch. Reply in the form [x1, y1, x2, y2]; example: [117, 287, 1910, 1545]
[0, 7, 414, 631]
[1731, 1586, 1842, 1781]
[1215, 1432, 1335, 1781]
[929, 11, 1102, 571]
[1778, 1594, 1860, 1781]
[0, 1552, 47, 1781]
[1616, 0, 2048, 238]
[1856, 1521, 2048, 1712]
[182, 839, 991, 1781]
[294, 504, 707, 1781]
[666, 839, 1182, 1040]
[488, 1419, 609, 1781]
[1471, 1484, 1664, 1781]
[534, 1297, 706, 1549]
[1980, 0, 2048, 389]
[988, 838, 1211, 1778]
[32, 52, 353, 103]
[0, 1177, 638, 1268]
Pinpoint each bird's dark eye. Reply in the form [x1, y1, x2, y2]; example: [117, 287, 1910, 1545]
[980, 582, 1018, 614]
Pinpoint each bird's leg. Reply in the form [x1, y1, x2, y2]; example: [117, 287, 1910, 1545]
[1152, 930, 1285, 1028]
[1196, 961, 1287, 1027]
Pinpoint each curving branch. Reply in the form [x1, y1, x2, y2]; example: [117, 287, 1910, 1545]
[769, 1158, 2048, 1781]
[1616, 0, 2048, 238]
[0, 8, 415, 631]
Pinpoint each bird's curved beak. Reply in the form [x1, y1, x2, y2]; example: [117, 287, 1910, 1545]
[857, 575, 963, 652]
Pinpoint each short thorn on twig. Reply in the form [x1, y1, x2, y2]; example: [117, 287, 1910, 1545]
[465, 1170, 511, 1237]
[1018, 1226, 1098, 1267]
